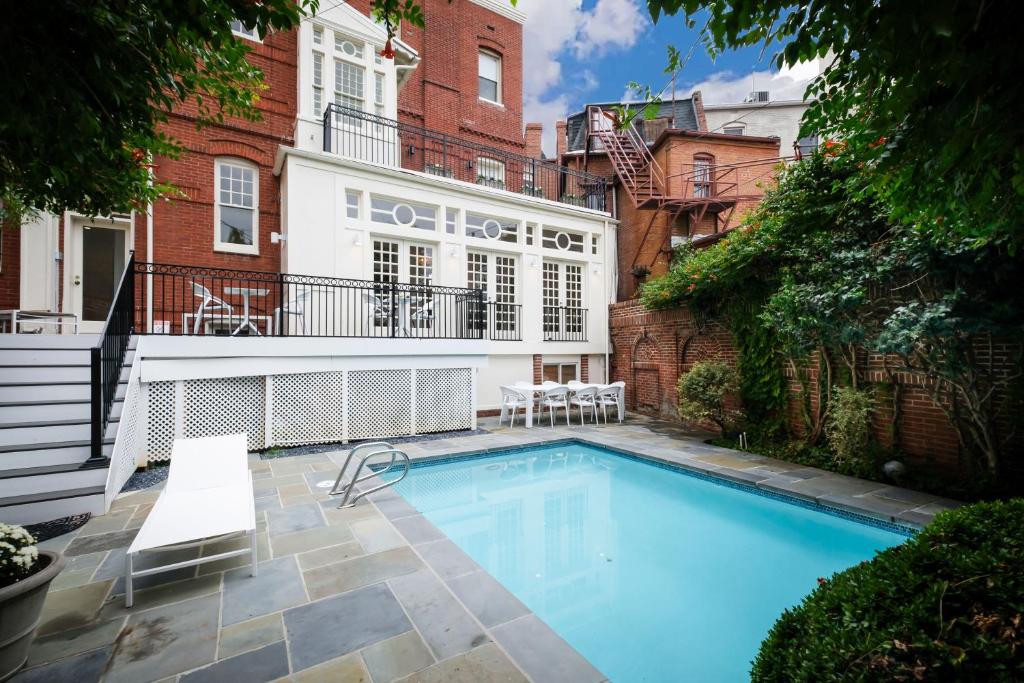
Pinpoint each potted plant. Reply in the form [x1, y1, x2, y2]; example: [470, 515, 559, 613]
[0, 523, 65, 681]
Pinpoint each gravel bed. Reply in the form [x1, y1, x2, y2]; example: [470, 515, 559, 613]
[260, 429, 489, 460]
[122, 464, 169, 492]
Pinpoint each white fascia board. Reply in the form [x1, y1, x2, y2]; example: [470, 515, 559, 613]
[468, 0, 527, 23]
[308, 2, 418, 63]
[273, 145, 617, 224]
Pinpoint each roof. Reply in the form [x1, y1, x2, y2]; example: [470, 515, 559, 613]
[565, 98, 700, 153]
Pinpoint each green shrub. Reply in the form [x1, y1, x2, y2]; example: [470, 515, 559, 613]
[752, 499, 1024, 682]
[825, 386, 874, 467]
[0, 522, 39, 587]
[677, 361, 741, 434]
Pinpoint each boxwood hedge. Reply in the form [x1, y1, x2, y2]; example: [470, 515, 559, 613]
[751, 499, 1024, 681]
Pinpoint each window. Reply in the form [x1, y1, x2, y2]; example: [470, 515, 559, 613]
[230, 20, 260, 41]
[345, 190, 360, 219]
[335, 34, 364, 58]
[312, 25, 323, 45]
[591, 235, 599, 256]
[312, 52, 324, 117]
[445, 208, 458, 235]
[693, 154, 714, 198]
[370, 196, 436, 230]
[723, 125, 744, 136]
[215, 159, 258, 254]
[374, 72, 385, 116]
[476, 157, 506, 188]
[465, 213, 518, 243]
[467, 252, 518, 333]
[526, 223, 536, 246]
[478, 50, 501, 103]
[543, 261, 584, 338]
[542, 228, 584, 253]
[335, 60, 364, 114]
[543, 362, 578, 384]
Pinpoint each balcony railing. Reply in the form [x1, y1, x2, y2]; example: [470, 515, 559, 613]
[135, 261, 522, 341]
[543, 306, 588, 341]
[323, 103, 609, 212]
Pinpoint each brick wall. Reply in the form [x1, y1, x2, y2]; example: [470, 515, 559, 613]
[0, 227, 20, 309]
[610, 300, 1023, 476]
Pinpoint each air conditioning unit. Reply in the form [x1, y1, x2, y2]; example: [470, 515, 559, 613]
[744, 91, 770, 103]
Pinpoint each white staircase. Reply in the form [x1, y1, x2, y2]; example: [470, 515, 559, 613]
[0, 335, 132, 524]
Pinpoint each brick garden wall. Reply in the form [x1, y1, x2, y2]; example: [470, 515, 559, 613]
[0, 227, 21, 310]
[609, 299, 1023, 476]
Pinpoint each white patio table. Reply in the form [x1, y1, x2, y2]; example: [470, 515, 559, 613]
[225, 286, 268, 336]
[499, 382, 625, 428]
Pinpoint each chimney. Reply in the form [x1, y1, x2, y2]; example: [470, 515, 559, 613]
[691, 90, 708, 131]
[525, 123, 543, 159]
[555, 120, 567, 160]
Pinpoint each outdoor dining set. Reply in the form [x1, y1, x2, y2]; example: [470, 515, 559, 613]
[499, 380, 626, 428]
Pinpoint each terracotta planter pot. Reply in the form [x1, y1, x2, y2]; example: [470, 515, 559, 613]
[0, 551, 65, 681]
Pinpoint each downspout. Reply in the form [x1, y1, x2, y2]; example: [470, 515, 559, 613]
[604, 218, 612, 384]
[146, 166, 154, 333]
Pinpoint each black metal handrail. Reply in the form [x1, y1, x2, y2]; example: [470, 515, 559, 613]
[542, 306, 588, 341]
[135, 261, 525, 341]
[323, 103, 609, 212]
[91, 251, 136, 459]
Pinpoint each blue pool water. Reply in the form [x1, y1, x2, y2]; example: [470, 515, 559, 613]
[390, 442, 908, 682]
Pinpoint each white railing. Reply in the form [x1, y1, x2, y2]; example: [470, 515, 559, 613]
[104, 345, 143, 506]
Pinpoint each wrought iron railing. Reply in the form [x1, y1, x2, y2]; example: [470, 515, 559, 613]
[91, 252, 136, 459]
[542, 306, 588, 341]
[323, 103, 609, 212]
[134, 261, 525, 341]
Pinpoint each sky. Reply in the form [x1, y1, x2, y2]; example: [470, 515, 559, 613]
[517, 0, 819, 155]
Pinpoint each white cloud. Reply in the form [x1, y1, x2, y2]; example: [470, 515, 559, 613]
[519, 0, 648, 155]
[687, 60, 822, 105]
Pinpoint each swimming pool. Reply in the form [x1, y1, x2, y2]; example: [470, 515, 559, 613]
[389, 441, 909, 682]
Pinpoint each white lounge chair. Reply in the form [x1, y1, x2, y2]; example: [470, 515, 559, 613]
[190, 281, 233, 335]
[124, 433, 256, 607]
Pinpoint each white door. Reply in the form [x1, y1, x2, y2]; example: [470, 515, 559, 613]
[71, 220, 130, 333]
[542, 260, 584, 339]
[467, 251, 518, 338]
[370, 238, 435, 336]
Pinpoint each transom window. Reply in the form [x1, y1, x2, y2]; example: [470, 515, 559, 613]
[335, 35, 363, 58]
[370, 196, 437, 231]
[215, 159, 258, 254]
[542, 228, 585, 253]
[478, 50, 501, 104]
[465, 213, 518, 243]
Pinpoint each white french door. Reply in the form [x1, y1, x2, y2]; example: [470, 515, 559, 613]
[467, 251, 518, 337]
[542, 260, 584, 339]
[370, 238, 435, 336]
[70, 220, 131, 333]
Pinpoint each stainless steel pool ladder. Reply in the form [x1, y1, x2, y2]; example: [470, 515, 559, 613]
[328, 441, 411, 508]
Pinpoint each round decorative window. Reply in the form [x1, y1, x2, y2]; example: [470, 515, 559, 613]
[392, 204, 416, 226]
[482, 219, 503, 240]
[555, 231, 572, 251]
[339, 41, 359, 57]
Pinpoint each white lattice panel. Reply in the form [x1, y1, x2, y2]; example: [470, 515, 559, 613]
[183, 376, 265, 451]
[271, 372, 346, 445]
[145, 380, 176, 462]
[347, 369, 412, 440]
[105, 354, 144, 500]
[416, 368, 473, 433]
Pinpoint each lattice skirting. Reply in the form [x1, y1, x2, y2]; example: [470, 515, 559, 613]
[140, 368, 475, 463]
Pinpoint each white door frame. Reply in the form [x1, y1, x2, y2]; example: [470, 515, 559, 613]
[63, 213, 134, 333]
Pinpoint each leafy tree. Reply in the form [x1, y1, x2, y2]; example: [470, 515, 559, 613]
[645, 0, 1024, 250]
[0, 0, 432, 224]
[644, 152, 1024, 477]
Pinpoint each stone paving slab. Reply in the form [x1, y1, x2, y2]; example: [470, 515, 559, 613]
[17, 416, 961, 683]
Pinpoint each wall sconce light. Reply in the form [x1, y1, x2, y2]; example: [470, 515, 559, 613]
[352, 232, 363, 247]
[528, 255, 538, 268]
[448, 245, 459, 258]
[591, 263, 601, 275]
[408, 145, 416, 156]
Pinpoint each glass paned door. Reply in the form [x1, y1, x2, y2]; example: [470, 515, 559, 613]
[542, 261, 584, 339]
[371, 238, 434, 336]
[467, 251, 517, 336]
[82, 226, 127, 321]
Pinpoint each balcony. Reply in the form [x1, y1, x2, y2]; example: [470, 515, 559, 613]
[135, 261, 522, 341]
[543, 306, 588, 341]
[322, 104, 609, 212]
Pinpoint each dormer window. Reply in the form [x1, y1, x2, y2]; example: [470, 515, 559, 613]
[478, 50, 501, 104]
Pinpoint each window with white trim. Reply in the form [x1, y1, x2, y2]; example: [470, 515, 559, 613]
[312, 52, 324, 117]
[215, 159, 258, 254]
[723, 125, 745, 135]
[370, 196, 436, 231]
[465, 212, 517, 243]
[476, 157, 506, 189]
[542, 228, 585, 253]
[335, 34, 364, 58]
[467, 251, 518, 333]
[478, 50, 501, 104]
[345, 190, 360, 219]
[445, 208, 458, 235]
[335, 60, 364, 114]
[230, 20, 260, 41]
[374, 72, 385, 116]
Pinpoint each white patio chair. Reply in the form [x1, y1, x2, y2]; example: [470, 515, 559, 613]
[500, 386, 531, 428]
[569, 385, 600, 425]
[124, 433, 256, 608]
[191, 281, 232, 335]
[540, 385, 571, 427]
[596, 382, 625, 424]
[275, 288, 311, 336]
